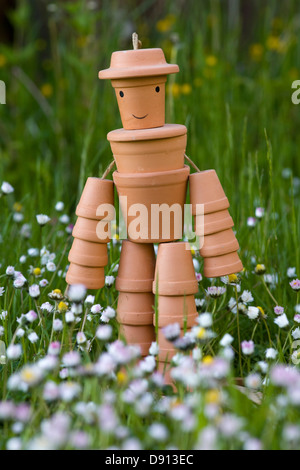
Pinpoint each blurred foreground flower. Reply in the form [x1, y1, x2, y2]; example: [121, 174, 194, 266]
[1, 182, 14, 195]
[36, 214, 51, 226]
[241, 340, 254, 355]
[290, 279, 300, 291]
[67, 284, 86, 302]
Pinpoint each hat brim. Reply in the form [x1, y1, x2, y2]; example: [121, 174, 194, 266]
[99, 63, 179, 80]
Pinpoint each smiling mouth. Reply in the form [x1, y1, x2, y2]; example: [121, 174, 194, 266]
[132, 114, 148, 120]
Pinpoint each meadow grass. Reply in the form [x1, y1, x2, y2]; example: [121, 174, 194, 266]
[0, 0, 299, 450]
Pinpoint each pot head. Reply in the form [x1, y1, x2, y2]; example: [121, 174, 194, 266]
[99, 48, 179, 130]
[112, 76, 166, 129]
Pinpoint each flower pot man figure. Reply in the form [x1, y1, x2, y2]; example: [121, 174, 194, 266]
[66, 34, 243, 372]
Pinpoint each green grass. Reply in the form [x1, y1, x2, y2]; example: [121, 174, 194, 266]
[0, 0, 299, 450]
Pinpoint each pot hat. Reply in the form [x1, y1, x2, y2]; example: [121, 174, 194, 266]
[99, 48, 179, 80]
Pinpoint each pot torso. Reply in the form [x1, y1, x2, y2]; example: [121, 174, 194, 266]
[108, 124, 187, 173]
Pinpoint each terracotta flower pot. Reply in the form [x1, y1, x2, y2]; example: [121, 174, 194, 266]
[112, 76, 167, 130]
[153, 242, 198, 296]
[157, 327, 191, 362]
[75, 177, 114, 220]
[108, 124, 187, 173]
[154, 294, 198, 328]
[117, 292, 155, 325]
[203, 251, 243, 278]
[116, 241, 156, 292]
[72, 217, 111, 244]
[195, 209, 234, 236]
[119, 324, 155, 356]
[66, 262, 105, 290]
[99, 48, 179, 130]
[155, 312, 198, 329]
[200, 228, 240, 258]
[157, 344, 177, 363]
[113, 166, 190, 243]
[157, 362, 173, 386]
[189, 170, 230, 215]
[68, 238, 108, 267]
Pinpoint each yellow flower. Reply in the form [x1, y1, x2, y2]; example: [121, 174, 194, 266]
[168, 82, 181, 98]
[205, 389, 221, 404]
[257, 306, 266, 318]
[228, 273, 239, 284]
[113, 233, 119, 240]
[266, 35, 286, 53]
[205, 55, 218, 67]
[249, 43, 264, 62]
[40, 83, 53, 98]
[171, 398, 182, 408]
[13, 202, 23, 212]
[49, 289, 64, 301]
[58, 301, 68, 313]
[20, 369, 36, 384]
[156, 14, 176, 33]
[202, 355, 214, 365]
[0, 54, 7, 67]
[197, 327, 206, 340]
[266, 35, 280, 50]
[33, 267, 41, 277]
[181, 83, 192, 95]
[255, 264, 266, 275]
[117, 370, 127, 384]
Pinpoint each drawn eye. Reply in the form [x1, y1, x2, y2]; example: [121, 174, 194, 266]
[119, 91, 124, 97]
[155, 86, 160, 93]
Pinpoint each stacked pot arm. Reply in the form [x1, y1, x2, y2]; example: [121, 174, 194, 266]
[189, 170, 243, 278]
[116, 240, 156, 356]
[66, 177, 114, 290]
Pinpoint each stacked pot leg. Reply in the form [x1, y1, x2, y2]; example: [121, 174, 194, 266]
[189, 170, 243, 278]
[66, 177, 114, 290]
[116, 240, 156, 356]
[153, 242, 199, 375]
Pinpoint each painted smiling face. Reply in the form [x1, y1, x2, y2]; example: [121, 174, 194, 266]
[112, 76, 167, 130]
